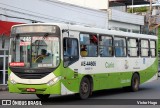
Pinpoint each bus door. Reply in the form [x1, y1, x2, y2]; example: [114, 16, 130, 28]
[62, 31, 79, 79]
[63, 38, 79, 76]
[62, 32, 80, 93]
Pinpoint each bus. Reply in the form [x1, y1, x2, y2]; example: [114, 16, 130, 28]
[7, 23, 158, 99]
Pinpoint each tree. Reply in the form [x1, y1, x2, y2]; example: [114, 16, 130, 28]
[128, 7, 148, 13]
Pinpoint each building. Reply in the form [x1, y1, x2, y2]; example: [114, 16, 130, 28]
[0, 0, 151, 85]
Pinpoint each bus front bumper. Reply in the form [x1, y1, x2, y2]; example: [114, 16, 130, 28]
[7, 81, 61, 95]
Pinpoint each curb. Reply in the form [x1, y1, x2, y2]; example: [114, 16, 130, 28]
[0, 86, 8, 91]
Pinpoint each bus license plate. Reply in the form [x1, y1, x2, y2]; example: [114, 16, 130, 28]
[26, 88, 36, 92]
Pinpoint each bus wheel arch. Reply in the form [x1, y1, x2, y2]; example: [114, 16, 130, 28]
[131, 72, 140, 92]
[78, 75, 93, 99]
[85, 75, 93, 95]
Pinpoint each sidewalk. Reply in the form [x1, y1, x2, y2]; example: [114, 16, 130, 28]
[0, 85, 8, 91]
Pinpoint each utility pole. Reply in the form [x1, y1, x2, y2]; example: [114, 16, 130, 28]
[150, 0, 152, 15]
[132, 0, 134, 13]
[148, 0, 152, 32]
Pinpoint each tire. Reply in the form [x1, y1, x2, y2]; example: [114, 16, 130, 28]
[79, 77, 91, 99]
[36, 94, 50, 100]
[131, 73, 140, 92]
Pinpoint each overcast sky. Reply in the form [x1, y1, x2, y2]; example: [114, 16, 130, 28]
[58, 0, 160, 9]
[57, 0, 108, 9]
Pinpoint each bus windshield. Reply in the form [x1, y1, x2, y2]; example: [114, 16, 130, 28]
[9, 34, 60, 68]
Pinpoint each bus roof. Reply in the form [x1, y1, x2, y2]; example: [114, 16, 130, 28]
[11, 23, 157, 40]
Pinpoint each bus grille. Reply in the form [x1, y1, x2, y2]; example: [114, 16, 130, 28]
[13, 72, 51, 79]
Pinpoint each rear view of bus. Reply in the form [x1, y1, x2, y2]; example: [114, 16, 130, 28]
[8, 24, 61, 99]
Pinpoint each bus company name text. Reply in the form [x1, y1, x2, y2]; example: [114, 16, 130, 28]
[105, 62, 114, 68]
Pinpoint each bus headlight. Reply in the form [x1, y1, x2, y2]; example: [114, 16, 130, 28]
[47, 77, 61, 86]
[9, 77, 17, 84]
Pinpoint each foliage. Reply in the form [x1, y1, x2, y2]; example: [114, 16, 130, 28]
[128, 7, 148, 13]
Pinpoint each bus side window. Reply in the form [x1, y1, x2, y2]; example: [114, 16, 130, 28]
[80, 33, 98, 57]
[88, 35, 98, 57]
[115, 47, 122, 56]
[150, 40, 156, 57]
[99, 35, 113, 57]
[63, 38, 79, 67]
[80, 45, 87, 57]
[114, 37, 126, 57]
[127, 38, 139, 57]
[140, 39, 149, 57]
[136, 39, 139, 56]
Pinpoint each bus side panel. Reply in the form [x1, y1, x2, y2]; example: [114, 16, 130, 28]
[120, 72, 133, 87]
[97, 73, 121, 90]
[60, 61, 81, 94]
[139, 59, 158, 84]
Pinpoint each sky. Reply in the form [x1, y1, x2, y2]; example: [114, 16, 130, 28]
[58, 0, 160, 9]
[57, 0, 108, 9]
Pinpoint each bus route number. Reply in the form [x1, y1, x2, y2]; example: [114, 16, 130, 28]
[23, 37, 31, 42]
[81, 61, 96, 66]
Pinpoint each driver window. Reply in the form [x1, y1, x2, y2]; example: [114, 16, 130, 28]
[63, 38, 79, 67]
[63, 38, 78, 57]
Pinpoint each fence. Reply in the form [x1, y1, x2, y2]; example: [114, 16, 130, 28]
[0, 49, 8, 85]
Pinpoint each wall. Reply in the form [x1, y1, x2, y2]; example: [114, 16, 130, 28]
[110, 6, 126, 12]
[109, 21, 140, 33]
[0, 0, 108, 29]
[0, 37, 10, 50]
[0, 36, 9, 85]
[109, 9, 144, 25]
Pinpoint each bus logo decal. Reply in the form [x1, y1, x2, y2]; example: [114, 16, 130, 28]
[105, 62, 114, 68]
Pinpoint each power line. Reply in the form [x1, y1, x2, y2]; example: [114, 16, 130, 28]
[0, 1, 104, 27]
[0, 1, 106, 19]
[0, 13, 95, 28]
[0, 7, 97, 27]
[0, 7, 61, 22]
[0, 2, 68, 21]
[0, 14, 43, 22]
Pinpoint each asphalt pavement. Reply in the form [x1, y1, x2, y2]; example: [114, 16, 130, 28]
[0, 77, 160, 108]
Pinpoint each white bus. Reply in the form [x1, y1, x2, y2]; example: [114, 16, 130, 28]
[7, 23, 158, 99]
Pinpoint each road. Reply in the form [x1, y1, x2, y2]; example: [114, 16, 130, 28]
[0, 78, 160, 108]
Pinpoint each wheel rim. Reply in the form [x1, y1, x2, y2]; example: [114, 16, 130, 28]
[134, 78, 139, 89]
[81, 82, 89, 94]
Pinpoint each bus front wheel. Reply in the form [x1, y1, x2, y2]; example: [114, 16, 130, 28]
[36, 94, 50, 100]
[78, 77, 91, 99]
[131, 73, 140, 92]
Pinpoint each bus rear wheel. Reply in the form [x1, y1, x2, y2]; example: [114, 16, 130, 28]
[36, 94, 50, 100]
[131, 73, 140, 92]
[79, 77, 91, 99]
